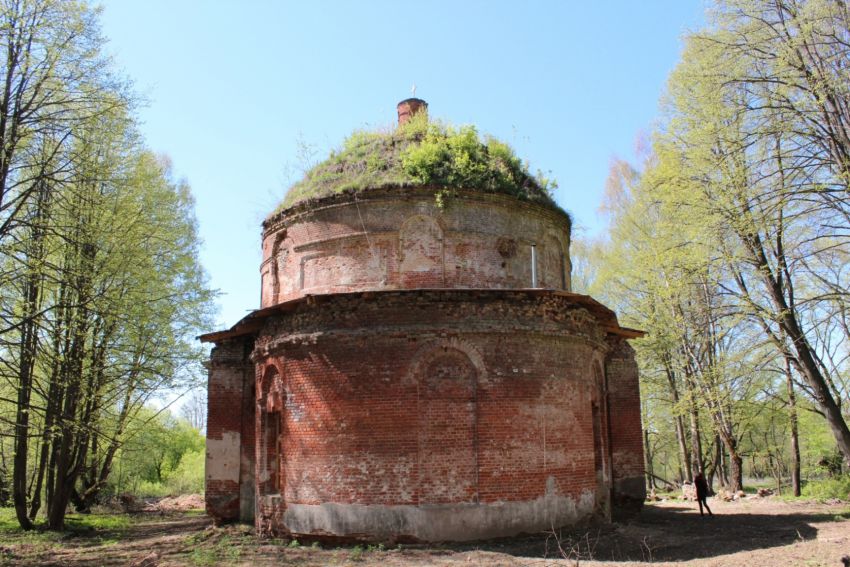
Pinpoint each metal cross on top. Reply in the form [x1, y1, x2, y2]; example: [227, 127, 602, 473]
[411, 83, 416, 97]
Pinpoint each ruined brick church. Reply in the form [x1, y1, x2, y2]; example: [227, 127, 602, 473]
[202, 99, 645, 541]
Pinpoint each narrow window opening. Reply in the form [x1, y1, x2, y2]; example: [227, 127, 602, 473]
[592, 402, 604, 478]
[265, 411, 280, 493]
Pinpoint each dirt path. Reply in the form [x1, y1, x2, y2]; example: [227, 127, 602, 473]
[4, 514, 210, 567]
[3, 498, 848, 566]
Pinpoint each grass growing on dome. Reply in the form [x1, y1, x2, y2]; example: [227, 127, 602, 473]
[275, 112, 560, 213]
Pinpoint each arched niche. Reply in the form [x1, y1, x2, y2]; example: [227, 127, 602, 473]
[259, 363, 283, 412]
[421, 348, 477, 401]
[406, 337, 487, 386]
[258, 364, 282, 495]
[409, 340, 484, 505]
[398, 215, 444, 285]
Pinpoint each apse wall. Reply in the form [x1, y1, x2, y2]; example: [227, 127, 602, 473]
[246, 291, 624, 541]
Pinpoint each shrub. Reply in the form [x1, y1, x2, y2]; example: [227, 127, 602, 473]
[801, 475, 850, 501]
[276, 112, 560, 214]
[134, 481, 171, 498]
[165, 449, 205, 495]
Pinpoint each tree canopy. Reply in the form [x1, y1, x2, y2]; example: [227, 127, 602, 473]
[0, 0, 215, 530]
[579, 0, 850, 494]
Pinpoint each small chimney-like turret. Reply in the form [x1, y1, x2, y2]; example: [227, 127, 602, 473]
[397, 98, 428, 125]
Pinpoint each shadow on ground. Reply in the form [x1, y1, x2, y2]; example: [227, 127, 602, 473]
[5, 502, 848, 566]
[432, 503, 841, 562]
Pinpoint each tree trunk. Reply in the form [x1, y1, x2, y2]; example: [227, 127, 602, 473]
[12, 181, 52, 530]
[715, 429, 743, 492]
[29, 359, 62, 521]
[745, 230, 850, 466]
[707, 435, 722, 491]
[12, 341, 34, 530]
[644, 429, 656, 490]
[46, 326, 85, 531]
[12, 300, 38, 530]
[75, 385, 134, 511]
[675, 416, 690, 482]
[663, 361, 692, 483]
[29, 429, 50, 521]
[46, 217, 97, 531]
[729, 450, 743, 493]
[719, 439, 730, 488]
[688, 395, 703, 479]
[47, 366, 84, 531]
[785, 357, 801, 497]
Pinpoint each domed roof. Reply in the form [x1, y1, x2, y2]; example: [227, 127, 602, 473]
[272, 109, 563, 217]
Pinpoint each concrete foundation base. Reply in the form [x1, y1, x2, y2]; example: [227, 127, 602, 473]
[282, 489, 597, 542]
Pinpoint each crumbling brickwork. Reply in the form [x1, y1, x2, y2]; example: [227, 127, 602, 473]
[260, 291, 606, 540]
[203, 102, 645, 541]
[205, 289, 644, 540]
[606, 337, 646, 513]
[259, 189, 572, 307]
[205, 338, 255, 522]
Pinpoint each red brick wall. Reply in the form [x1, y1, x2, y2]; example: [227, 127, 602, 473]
[241, 290, 639, 538]
[206, 338, 255, 522]
[606, 337, 646, 512]
[259, 189, 572, 307]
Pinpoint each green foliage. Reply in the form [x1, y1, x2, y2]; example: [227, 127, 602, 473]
[0, 0, 217, 529]
[801, 476, 850, 501]
[187, 534, 244, 566]
[165, 449, 205, 495]
[349, 544, 364, 562]
[0, 507, 21, 532]
[110, 409, 205, 497]
[0, 507, 130, 539]
[277, 112, 560, 213]
[188, 549, 217, 567]
[64, 513, 132, 532]
[581, 0, 850, 490]
[797, 410, 841, 477]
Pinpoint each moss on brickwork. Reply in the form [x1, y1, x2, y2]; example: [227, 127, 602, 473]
[276, 113, 562, 214]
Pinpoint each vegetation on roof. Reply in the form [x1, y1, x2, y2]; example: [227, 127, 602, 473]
[275, 112, 561, 214]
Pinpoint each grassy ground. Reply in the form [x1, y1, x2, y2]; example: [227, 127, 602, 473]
[1, 497, 848, 566]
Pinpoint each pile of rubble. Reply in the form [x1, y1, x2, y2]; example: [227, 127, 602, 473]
[143, 494, 205, 512]
[115, 493, 205, 513]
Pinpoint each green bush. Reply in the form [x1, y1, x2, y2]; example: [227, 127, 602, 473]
[110, 409, 205, 497]
[277, 112, 561, 214]
[402, 122, 556, 205]
[134, 480, 171, 498]
[165, 449, 205, 495]
[801, 475, 850, 501]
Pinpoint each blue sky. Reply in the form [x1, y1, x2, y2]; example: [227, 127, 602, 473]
[99, 1, 705, 329]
